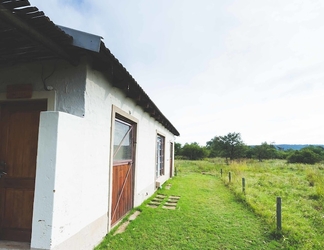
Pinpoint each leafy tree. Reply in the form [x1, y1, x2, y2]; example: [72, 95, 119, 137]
[181, 142, 208, 160]
[174, 142, 182, 156]
[275, 149, 289, 159]
[207, 132, 246, 161]
[245, 146, 254, 159]
[302, 145, 324, 161]
[253, 142, 277, 161]
[206, 136, 222, 157]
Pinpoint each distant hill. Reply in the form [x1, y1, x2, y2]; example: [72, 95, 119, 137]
[274, 144, 324, 151]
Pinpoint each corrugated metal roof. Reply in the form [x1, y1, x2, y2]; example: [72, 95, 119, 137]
[0, 0, 79, 65]
[0, 0, 179, 136]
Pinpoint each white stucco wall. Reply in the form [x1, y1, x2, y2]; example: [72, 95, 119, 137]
[32, 111, 109, 250]
[0, 60, 86, 117]
[1, 59, 176, 250]
[85, 65, 175, 209]
[31, 112, 58, 250]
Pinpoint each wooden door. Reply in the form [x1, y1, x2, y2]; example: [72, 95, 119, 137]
[0, 100, 47, 242]
[111, 162, 133, 225]
[111, 119, 135, 226]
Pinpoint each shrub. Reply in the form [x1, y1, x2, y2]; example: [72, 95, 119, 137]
[181, 143, 208, 160]
[287, 149, 321, 164]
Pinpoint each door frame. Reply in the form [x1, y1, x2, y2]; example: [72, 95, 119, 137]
[0, 91, 54, 242]
[108, 105, 138, 230]
[170, 142, 174, 178]
[0, 91, 55, 111]
[0, 99, 48, 242]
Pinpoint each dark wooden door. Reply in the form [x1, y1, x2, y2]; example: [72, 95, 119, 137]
[0, 100, 47, 242]
[111, 118, 135, 226]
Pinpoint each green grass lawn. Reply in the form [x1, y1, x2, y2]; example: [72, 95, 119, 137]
[95, 160, 283, 250]
[214, 159, 324, 249]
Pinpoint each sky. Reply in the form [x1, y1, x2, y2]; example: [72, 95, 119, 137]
[30, 0, 324, 146]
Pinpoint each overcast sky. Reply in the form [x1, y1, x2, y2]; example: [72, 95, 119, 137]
[30, 0, 324, 146]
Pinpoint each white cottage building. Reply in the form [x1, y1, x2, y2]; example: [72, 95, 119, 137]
[0, 2, 179, 250]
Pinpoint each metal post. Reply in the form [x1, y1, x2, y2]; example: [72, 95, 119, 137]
[220, 169, 222, 177]
[229, 172, 231, 183]
[276, 197, 282, 231]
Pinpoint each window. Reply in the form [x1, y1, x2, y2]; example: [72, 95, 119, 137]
[156, 134, 165, 177]
[113, 119, 133, 163]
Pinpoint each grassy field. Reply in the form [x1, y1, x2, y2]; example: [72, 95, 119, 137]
[176, 158, 324, 249]
[96, 160, 288, 250]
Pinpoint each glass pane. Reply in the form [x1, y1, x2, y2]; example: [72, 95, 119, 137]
[156, 135, 164, 177]
[114, 120, 132, 161]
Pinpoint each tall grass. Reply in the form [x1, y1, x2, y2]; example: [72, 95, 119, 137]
[188, 158, 324, 249]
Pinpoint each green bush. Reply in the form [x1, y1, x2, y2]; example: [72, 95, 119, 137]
[181, 142, 208, 160]
[287, 149, 321, 164]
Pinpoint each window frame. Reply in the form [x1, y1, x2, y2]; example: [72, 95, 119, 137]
[113, 118, 133, 165]
[156, 134, 165, 178]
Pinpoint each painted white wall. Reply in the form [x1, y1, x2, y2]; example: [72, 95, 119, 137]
[1, 59, 176, 250]
[31, 112, 59, 250]
[0, 60, 87, 117]
[85, 65, 175, 210]
[32, 111, 109, 250]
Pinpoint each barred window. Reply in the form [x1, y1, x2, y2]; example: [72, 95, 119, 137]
[156, 134, 165, 177]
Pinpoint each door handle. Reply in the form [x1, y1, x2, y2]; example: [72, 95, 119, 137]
[0, 161, 7, 178]
[0, 171, 6, 178]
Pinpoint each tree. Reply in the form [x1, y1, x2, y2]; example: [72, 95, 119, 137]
[245, 146, 254, 159]
[174, 142, 182, 156]
[181, 142, 208, 160]
[207, 132, 246, 161]
[303, 145, 324, 161]
[252, 142, 277, 161]
[206, 136, 222, 157]
[275, 146, 289, 159]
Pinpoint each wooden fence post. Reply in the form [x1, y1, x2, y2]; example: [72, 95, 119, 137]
[276, 197, 282, 231]
[228, 172, 231, 183]
[242, 178, 245, 193]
